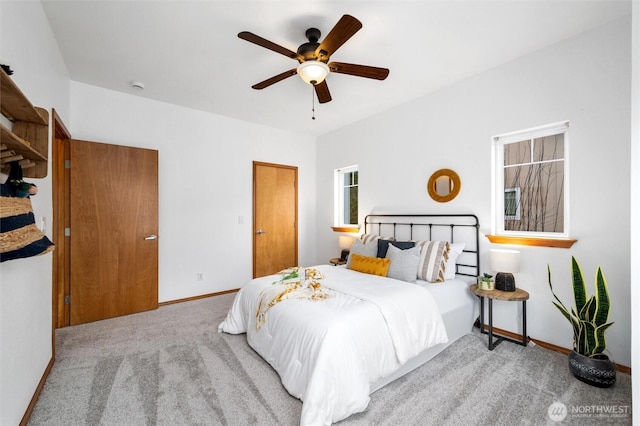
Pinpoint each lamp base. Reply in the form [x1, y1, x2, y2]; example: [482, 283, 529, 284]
[495, 272, 516, 292]
[340, 249, 350, 261]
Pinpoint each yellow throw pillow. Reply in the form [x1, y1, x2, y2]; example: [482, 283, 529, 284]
[349, 253, 391, 277]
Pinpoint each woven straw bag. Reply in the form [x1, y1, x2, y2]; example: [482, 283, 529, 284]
[0, 196, 54, 262]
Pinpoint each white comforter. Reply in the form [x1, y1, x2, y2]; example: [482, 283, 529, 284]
[218, 265, 448, 425]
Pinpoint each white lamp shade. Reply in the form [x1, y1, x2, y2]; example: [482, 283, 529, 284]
[338, 236, 355, 250]
[490, 249, 520, 273]
[297, 61, 330, 85]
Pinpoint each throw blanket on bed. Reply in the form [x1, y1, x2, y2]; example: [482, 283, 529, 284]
[256, 267, 332, 329]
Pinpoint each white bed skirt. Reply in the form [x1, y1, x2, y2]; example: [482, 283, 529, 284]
[371, 278, 479, 392]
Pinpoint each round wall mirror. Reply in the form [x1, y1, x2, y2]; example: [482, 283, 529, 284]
[427, 169, 461, 202]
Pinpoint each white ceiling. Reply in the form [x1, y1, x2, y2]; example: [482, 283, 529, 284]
[40, 0, 631, 137]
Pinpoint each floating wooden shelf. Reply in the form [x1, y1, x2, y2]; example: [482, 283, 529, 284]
[486, 234, 577, 248]
[331, 226, 361, 233]
[1, 71, 49, 178]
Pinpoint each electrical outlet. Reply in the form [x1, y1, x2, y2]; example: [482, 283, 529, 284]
[238, 215, 244, 224]
[197, 272, 204, 281]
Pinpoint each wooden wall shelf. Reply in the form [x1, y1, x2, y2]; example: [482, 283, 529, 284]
[1, 71, 49, 178]
[331, 226, 361, 233]
[486, 234, 577, 248]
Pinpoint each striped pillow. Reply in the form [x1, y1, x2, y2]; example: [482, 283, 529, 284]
[349, 253, 391, 277]
[360, 233, 394, 244]
[414, 241, 450, 282]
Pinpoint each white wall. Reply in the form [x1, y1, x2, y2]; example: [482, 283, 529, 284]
[0, 1, 70, 424]
[630, 0, 639, 421]
[316, 17, 633, 368]
[69, 83, 317, 302]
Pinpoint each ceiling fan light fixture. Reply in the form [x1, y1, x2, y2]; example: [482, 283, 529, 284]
[297, 61, 329, 85]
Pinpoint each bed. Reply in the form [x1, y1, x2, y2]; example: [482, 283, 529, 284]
[219, 214, 480, 425]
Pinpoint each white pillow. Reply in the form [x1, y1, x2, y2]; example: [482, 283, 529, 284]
[385, 244, 421, 283]
[444, 243, 465, 280]
[346, 238, 379, 268]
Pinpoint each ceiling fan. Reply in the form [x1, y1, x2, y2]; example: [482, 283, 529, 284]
[238, 14, 389, 104]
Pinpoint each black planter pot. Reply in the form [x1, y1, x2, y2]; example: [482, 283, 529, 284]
[568, 350, 616, 388]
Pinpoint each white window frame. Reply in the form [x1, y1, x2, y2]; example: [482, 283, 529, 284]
[491, 121, 570, 239]
[334, 164, 358, 228]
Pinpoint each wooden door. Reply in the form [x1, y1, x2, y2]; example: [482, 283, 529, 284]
[253, 162, 298, 277]
[52, 110, 72, 328]
[70, 140, 158, 324]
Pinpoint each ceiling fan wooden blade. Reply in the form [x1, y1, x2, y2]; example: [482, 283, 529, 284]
[252, 69, 298, 90]
[314, 15, 362, 60]
[328, 62, 390, 80]
[314, 80, 332, 103]
[238, 31, 303, 61]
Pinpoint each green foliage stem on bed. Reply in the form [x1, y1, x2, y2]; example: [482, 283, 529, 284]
[547, 256, 614, 357]
[282, 268, 299, 281]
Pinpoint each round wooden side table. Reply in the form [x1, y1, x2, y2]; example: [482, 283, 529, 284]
[470, 284, 529, 350]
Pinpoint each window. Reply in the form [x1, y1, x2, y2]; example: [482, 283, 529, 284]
[504, 187, 521, 220]
[492, 121, 569, 239]
[334, 165, 358, 228]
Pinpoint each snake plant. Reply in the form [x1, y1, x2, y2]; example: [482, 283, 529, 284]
[548, 256, 614, 357]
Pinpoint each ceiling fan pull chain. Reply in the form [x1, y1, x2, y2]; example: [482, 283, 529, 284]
[311, 86, 316, 120]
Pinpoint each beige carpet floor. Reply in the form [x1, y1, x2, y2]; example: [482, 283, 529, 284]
[28, 293, 632, 425]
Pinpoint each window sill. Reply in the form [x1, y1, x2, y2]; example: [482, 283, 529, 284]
[331, 226, 361, 233]
[486, 235, 577, 248]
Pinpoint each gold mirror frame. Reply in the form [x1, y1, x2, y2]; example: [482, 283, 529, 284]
[427, 168, 461, 202]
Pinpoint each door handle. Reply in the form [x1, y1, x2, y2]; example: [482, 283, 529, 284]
[144, 234, 158, 240]
[256, 229, 266, 234]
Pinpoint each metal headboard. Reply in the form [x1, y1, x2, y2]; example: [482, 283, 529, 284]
[363, 214, 480, 279]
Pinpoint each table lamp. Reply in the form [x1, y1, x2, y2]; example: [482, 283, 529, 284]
[490, 249, 520, 292]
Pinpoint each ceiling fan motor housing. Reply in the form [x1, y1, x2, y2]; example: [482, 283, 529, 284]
[297, 28, 323, 61]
